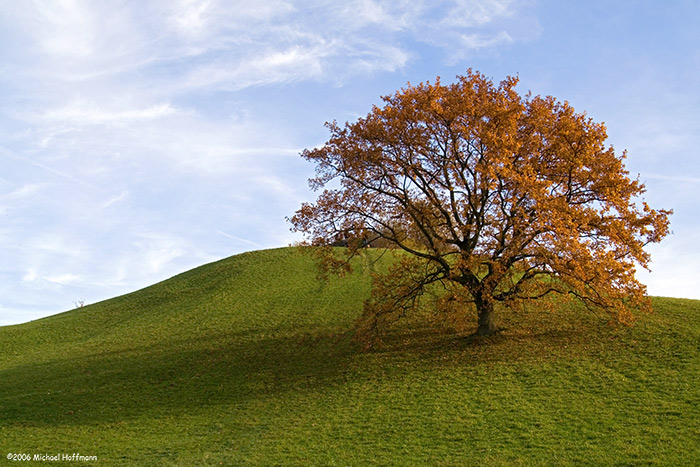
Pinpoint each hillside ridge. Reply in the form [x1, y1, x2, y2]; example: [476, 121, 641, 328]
[1, 246, 699, 465]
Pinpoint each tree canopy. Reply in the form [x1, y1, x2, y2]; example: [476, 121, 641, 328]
[290, 70, 671, 340]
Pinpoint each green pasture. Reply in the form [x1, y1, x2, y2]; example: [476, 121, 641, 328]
[1, 247, 698, 465]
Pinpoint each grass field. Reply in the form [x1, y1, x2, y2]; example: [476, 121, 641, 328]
[1, 247, 699, 465]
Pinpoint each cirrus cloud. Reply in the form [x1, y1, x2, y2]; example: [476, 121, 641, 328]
[0, 0, 539, 325]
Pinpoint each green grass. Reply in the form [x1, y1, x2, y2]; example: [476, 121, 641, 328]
[1, 247, 699, 465]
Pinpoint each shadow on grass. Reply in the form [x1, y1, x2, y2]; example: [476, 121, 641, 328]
[0, 305, 634, 429]
[369, 306, 628, 365]
[0, 327, 358, 428]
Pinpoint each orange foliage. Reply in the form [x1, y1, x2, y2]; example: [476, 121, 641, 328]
[290, 70, 672, 340]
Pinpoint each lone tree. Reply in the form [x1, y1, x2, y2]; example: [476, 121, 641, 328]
[290, 70, 671, 338]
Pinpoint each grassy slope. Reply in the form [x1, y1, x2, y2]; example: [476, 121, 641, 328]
[0, 247, 699, 466]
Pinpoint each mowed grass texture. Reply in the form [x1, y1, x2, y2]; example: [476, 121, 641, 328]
[1, 247, 699, 466]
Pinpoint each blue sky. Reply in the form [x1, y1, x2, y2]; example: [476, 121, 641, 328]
[1, 0, 698, 325]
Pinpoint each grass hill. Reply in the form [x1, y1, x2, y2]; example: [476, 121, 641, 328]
[1, 247, 699, 465]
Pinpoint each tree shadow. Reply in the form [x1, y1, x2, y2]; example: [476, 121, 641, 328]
[0, 303, 630, 429]
[0, 327, 358, 428]
[365, 307, 626, 365]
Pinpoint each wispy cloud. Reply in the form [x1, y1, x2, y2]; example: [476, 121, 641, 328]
[457, 30, 513, 50]
[0, 0, 540, 324]
[442, 0, 514, 28]
[4, 1, 526, 92]
[216, 230, 264, 249]
[642, 174, 700, 184]
[38, 100, 181, 125]
[0, 0, 697, 327]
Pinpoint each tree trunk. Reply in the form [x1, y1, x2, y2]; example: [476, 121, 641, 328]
[475, 299, 496, 336]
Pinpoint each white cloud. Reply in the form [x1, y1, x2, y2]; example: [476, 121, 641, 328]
[442, 0, 515, 28]
[0, 0, 541, 325]
[2, 1, 151, 82]
[38, 99, 181, 125]
[0, 183, 43, 203]
[0, 0, 696, 331]
[457, 30, 513, 50]
[21, 269, 39, 283]
[133, 232, 188, 274]
[171, 0, 214, 35]
[32, 0, 98, 59]
[338, 0, 417, 31]
[182, 43, 333, 90]
[168, 0, 295, 38]
[352, 0, 397, 27]
[216, 230, 264, 249]
[2, 0, 530, 93]
[101, 191, 130, 209]
[44, 273, 84, 286]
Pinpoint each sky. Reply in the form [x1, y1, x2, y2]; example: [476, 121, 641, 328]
[1, 0, 698, 326]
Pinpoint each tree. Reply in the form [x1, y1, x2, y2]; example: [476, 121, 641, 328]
[290, 70, 671, 339]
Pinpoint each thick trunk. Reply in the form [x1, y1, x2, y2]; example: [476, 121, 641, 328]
[475, 299, 496, 336]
